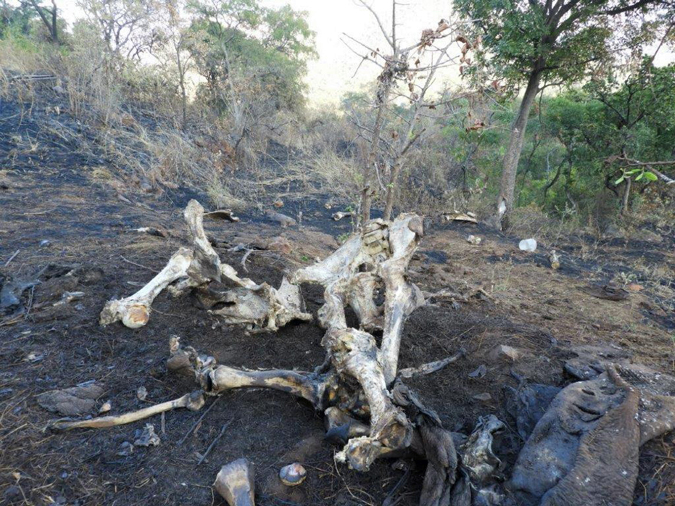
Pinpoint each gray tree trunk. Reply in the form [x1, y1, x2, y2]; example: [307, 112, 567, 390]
[497, 69, 542, 230]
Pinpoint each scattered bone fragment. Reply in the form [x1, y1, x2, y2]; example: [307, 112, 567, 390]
[332, 211, 353, 221]
[266, 210, 296, 227]
[443, 211, 477, 223]
[279, 463, 307, 486]
[518, 238, 537, 252]
[137, 386, 148, 401]
[135, 227, 169, 238]
[549, 249, 560, 270]
[204, 209, 240, 222]
[134, 423, 160, 447]
[49, 391, 205, 431]
[459, 415, 504, 484]
[214, 458, 256, 506]
[398, 349, 465, 380]
[52, 291, 85, 306]
[466, 234, 481, 245]
[488, 344, 521, 362]
[99, 400, 112, 414]
[37, 382, 104, 417]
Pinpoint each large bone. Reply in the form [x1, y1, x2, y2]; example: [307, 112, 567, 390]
[200, 365, 331, 409]
[49, 391, 205, 431]
[100, 200, 305, 329]
[291, 220, 390, 331]
[206, 278, 312, 332]
[214, 458, 256, 506]
[100, 248, 194, 328]
[379, 214, 425, 384]
[326, 328, 412, 471]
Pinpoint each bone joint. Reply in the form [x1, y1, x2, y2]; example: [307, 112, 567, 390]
[100, 200, 310, 330]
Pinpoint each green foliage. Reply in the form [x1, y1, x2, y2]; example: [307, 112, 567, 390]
[188, 0, 315, 113]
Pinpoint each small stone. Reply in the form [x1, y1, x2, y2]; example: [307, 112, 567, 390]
[473, 393, 492, 402]
[137, 386, 148, 401]
[3, 485, 21, 501]
[118, 441, 134, 456]
[467, 235, 482, 245]
[279, 463, 307, 486]
[273, 199, 284, 208]
[469, 364, 487, 378]
[99, 400, 111, 414]
[626, 283, 643, 292]
[40, 239, 51, 247]
[488, 345, 521, 362]
[267, 236, 292, 255]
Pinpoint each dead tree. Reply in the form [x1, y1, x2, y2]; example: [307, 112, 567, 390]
[344, 2, 468, 223]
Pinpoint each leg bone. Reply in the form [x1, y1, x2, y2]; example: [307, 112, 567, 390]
[49, 391, 205, 431]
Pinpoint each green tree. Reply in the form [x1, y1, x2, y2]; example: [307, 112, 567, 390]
[454, 0, 674, 229]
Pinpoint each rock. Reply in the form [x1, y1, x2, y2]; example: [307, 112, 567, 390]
[473, 392, 492, 402]
[267, 236, 292, 255]
[279, 463, 307, 486]
[134, 424, 160, 447]
[136, 386, 148, 401]
[40, 239, 51, 247]
[118, 441, 134, 456]
[99, 400, 111, 414]
[626, 283, 643, 292]
[469, 364, 487, 378]
[273, 199, 284, 208]
[467, 235, 482, 245]
[603, 224, 624, 239]
[518, 238, 537, 252]
[488, 344, 521, 362]
[633, 229, 662, 243]
[37, 382, 104, 416]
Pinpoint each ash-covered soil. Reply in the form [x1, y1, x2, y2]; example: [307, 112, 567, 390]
[1, 96, 674, 505]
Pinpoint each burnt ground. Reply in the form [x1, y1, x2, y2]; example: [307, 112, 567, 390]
[1, 96, 675, 506]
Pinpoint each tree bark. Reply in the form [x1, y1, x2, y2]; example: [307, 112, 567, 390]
[497, 69, 542, 230]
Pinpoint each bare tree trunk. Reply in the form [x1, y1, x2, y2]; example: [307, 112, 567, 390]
[175, 45, 187, 130]
[497, 69, 542, 230]
[620, 177, 631, 215]
[360, 78, 393, 225]
[383, 161, 401, 221]
[28, 0, 58, 44]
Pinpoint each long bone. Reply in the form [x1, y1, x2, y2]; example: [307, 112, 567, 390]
[326, 328, 412, 471]
[378, 214, 425, 384]
[100, 200, 309, 329]
[48, 391, 205, 431]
